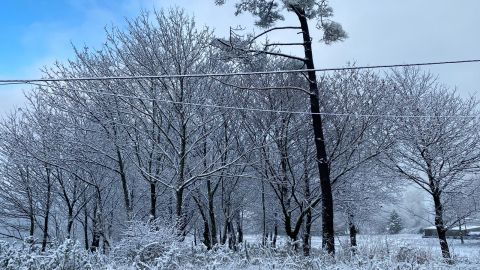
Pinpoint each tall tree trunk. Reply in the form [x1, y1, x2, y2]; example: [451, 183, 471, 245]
[175, 188, 186, 238]
[221, 219, 228, 245]
[273, 213, 278, 248]
[235, 210, 243, 243]
[116, 148, 133, 220]
[28, 194, 35, 237]
[303, 208, 313, 256]
[84, 205, 89, 250]
[261, 179, 267, 247]
[458, 219, 464, 244]
[41, 168, 52, 252]
[432, 192, 451, 260]
[176, 121, 187, 238]
[303, 167, 312, 256]
[348, 213, 358, 254]
[150, 181, 157, 220]
[25, 168, 35, 239]
[29, 212, 35, 238]
[67, 205, 74, 239]
[207, 180, 218, 246]
[202, 219, 211, 249]
[90, 189, 102, 252]
[193, 196, 212, 249]
[227, 220, 237, 251]
[193, 226, 197, 246]
[90, 208, 101, 252]
[292, 6, 335, 254]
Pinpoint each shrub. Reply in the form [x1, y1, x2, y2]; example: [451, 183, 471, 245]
[111, 219, 181, 268]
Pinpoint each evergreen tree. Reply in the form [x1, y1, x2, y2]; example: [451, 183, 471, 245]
[387, 211, 403, 234]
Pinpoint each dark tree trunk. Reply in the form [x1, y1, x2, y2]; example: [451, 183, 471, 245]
[261, 178, 267, 246]
[90, 209, 101, 252]
[150, 182, 157, 220]
[176, 122, 187, 238]
[41, 168, 52, 252]
[348, 214, 358, 254]
[303, 208, 312, 256]
[221, 220, 228, 245]
[90, 190, 102, 252]
[202, 220, 211, 249]
[193, 196, 212, 249]
[235, 211, 243, 243]
[28, 203, 35, 237]
[26, 180, 35, 238]
[194, 226, 197, 246]
[84, 205, 89, 250]
[291, 5, 335, 254]
[303, 167, 312, 256]
[116, 148, 133, 220]
[273, 213, 278, 248]
[227, 220, 237, 251]
[458, 219, 464, 244]
[207, 180, 218, 246]
[67, 206, 74, 239]
[175, 188, 186, 238]
[432, 192, 451, 260]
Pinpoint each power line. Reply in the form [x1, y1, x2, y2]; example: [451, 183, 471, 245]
[0, 59, 479, 84]
[23, 82, 480, 119]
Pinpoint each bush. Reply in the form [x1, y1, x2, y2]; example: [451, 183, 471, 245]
[395, 246, 431, 264]
[0, 239, 106, 270]
[111, 219, 182, 268]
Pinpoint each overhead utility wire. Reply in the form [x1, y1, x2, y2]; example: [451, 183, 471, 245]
[23, 82, 480, 119]
[0, 59, 479, 84]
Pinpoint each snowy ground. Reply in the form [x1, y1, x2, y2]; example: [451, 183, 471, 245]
[245, 233, 480, 258]
[2, 234, 480, 269]
[235, 234, 480, 269]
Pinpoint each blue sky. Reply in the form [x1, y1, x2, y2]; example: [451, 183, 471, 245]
[0, 0, 136, 77]
[1, 0, 480, 114]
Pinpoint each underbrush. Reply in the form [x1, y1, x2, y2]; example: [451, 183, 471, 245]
[1, 227, 479, 269]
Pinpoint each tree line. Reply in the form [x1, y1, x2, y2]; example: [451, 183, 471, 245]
[0, 4, 479, 261]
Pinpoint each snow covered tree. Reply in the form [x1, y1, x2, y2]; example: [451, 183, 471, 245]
[383, 67, 480, 260]
[387, 210, 403, 234]
[215, 0, 347, 255]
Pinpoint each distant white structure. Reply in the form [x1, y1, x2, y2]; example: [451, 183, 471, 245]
[423, 225, 480, 238]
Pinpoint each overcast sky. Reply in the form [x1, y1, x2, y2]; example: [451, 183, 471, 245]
[1, 0, 479, 115]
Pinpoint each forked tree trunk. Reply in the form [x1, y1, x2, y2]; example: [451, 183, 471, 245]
[193, 196, 212, 249]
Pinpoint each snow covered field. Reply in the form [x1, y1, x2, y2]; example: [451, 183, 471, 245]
[244, 233, 480, 264]
[3, 233, 479, 269]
